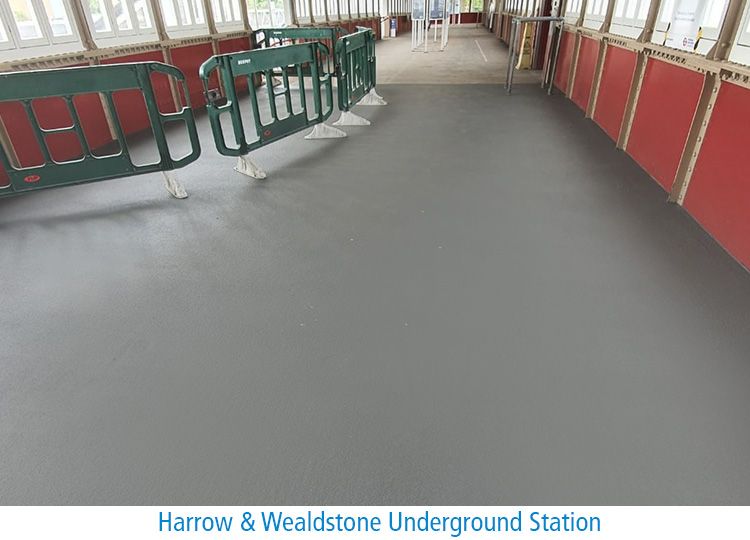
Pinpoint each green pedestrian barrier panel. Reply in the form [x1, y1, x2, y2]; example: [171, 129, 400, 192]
[0, 62, 200, 199]
[332, 27, 387, 128]
[199, 42, 346, 179]
[250, 27, 345, 76]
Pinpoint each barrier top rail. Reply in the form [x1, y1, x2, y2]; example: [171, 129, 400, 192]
[250, 26, 345, 46]
[505, 16, 565, 96]
[251, 27, 345, 73]
[199, 42, 337, 166]
[0, 62, 200, 198]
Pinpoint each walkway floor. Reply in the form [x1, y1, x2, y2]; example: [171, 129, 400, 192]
[1, 32, 749, 506]
[377, 24, 542, 85]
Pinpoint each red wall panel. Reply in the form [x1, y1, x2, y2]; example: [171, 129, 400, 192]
[218, 37, 250, 54]
[0, 62, 113, 187]
[683, 82, 750, 269]
[571, 36, 599, 111]
[102, 51, 172, 135]
[626, 59, 703, 191]
[593, 45, 636, 141]
[554, 31, 575, 92]
[170, 43, 216, 108]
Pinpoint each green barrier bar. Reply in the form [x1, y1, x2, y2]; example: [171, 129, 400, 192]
[200, 42, 345, 178]
[335, 27, 379, 112]
[250, 27, 345, 75]
[0, 62, 200, 199]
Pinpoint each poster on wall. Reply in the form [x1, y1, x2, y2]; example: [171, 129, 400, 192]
[413, 0, 426, 19]
[664, 0, 729, 51]
[429, 0, 447, 19]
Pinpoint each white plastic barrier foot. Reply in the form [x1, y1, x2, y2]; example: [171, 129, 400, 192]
[333, 111, 371, 126]
[235, 155, 267, 179]
[163, 171, 188, 199]
[358, 88, 387, 106]
[304, 123, 347, 139]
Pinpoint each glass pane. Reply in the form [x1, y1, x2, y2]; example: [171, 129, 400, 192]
[230, 0, 240, 19]
[625, 0, 637, 17]
[112, 0, 133, 29]
[222, 0, 232, 19]
[211, 0, 223, 21]
[271, 0, 285, 23]
[85, 0, 112, 31]
[636, 0, 649, 19]
[176, 0, 191, 23]
[159, 0, 178, 25]
[9, 0, 44, 40]
[659, 0, 674, 22]
[42, 0, 73, 36]
[192, 0, 204, 22]
[614, 0, 625, 16]
[133, 0, 152, 27]
[0, 18, 8, 41]
[702, 0, 726, 27]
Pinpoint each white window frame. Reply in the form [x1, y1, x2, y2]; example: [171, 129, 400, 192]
[583, 0, 609, 28]
[249, 0, 284, 27]
[610, 0, 650, 37]
[293, 0, 309, 21]
[0, 0, 83, 60]
[0, 0, 79, 48]
[159, 0, 208, 37]
[327, 0, 339, 18]
[564, 0, 583, 23]
[83, 0, 158, 46]
[211, 0, 244, 29]
[652, 0, 728, 51]
[728, 0, 750, 63]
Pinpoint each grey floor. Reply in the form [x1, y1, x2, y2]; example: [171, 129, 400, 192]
[2, 44, 750, 505]
[377, 25, 542, 85]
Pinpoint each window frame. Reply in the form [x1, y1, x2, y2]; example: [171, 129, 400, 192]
[82, 0, 158, 44]
[159, 0, 209, 37]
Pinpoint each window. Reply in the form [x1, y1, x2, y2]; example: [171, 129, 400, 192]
[610, 0, 652, 37]
[327, 0, 339, 18]
[0, 0, 80, 58]
[211, 0, 243, 27]
[583, 0, 608, 28]
[652, 0, 728, 53]
[564, 0, 583, 23]
[250, 0, 284, 27]
[158, 0, 207, 34]
[728, 0, 750, 63]
[83, 0, 156, 43]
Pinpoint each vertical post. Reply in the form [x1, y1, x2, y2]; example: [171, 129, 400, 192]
[506, 18, 517, 92]
[203, 0, 219, 34]
[618, 0, 664, 149]
[549, 19, 563, 93]
[149, 0, 171, 41]
[239, 0, 252, 30]
[69, 0, 97, 50]
[667, 0, 747, 204]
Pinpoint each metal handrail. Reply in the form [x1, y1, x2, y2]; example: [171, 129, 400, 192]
[504, 16, 564, 95]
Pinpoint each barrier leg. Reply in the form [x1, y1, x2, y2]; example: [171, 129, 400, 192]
[359, 88, 388, 106]
[333, 111, 371, 126]
[304, 123, 347, 139]
[163, 171, 188, 199]
[235, 155, 268, 179]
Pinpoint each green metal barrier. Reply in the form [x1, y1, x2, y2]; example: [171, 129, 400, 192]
[199, 42, 346, 179]
[0, 62, 200, 199]
[332, 27, 387, 126]
[250, 27, 345, 74]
